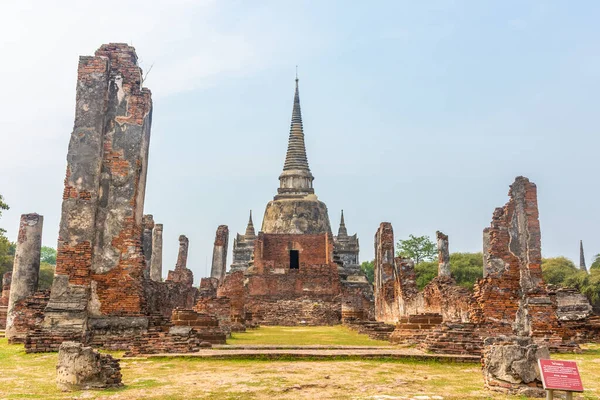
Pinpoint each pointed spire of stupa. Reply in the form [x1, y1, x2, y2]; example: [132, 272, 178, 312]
[282, 76, 311, 172]
[276, 74, 315, 199]
[580, 240, 587, 273]
[337, 210, 348, 237]
[245, 210, 256, 238]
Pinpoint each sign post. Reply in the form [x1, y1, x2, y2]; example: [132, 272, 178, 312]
[538, 359, 584, 400]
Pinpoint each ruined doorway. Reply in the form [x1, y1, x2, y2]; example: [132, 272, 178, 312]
[289, 250, 299, 269]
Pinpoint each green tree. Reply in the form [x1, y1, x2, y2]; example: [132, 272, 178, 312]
[396, 234, 437, 265]
[413, 252, 484, 290]
[414, 260, 437, 290]
[590, 254, 600, 271]
[0, 194, 9, 235]
[40, 246, 57, 265]
[360, 260, 374, 284]
[450, 252, 484, 290]
[0, 194, 12, 279]
[38, 262, 55, 290]
[542, 257, 579, 285]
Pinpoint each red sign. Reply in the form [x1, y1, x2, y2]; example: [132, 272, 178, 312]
[538, 359, 584, 392]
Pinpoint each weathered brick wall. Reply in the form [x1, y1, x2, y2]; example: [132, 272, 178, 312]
[422, 276, 472, 322]
[253, 233, 332, 271]
[246, 297, 341, 326]
[341, 281, 374, 322]
[6, 290, 50, 344]
[217, 271, 246, 321]
[145, 280, 198, 319]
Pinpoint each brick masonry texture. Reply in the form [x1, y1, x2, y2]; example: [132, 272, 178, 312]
[21, 44, 208, 354]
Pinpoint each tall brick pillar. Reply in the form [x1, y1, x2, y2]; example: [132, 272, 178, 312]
[142, 215, 154, 279]
[6, 213, 43, 340]
[436, 231, 450, 277]
[374, 222, 399, 323]
[44, 43, 153, 338]
[167, 235, 193, 287]
[150, 223, 163, 281]
[210, 225, 229, 281]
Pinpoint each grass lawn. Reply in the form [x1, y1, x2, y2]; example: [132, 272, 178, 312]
[227, 325, 392, 346]
[0, 327, 598, 400]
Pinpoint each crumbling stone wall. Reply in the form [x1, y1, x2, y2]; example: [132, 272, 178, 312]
[6, 290, 50, 344]
[56, 341, 122, 391]
[210, 225, 229, 281]
[44, 44, 152, 344]
[6, 213, 43, 341]
[125, 309, 226, 356]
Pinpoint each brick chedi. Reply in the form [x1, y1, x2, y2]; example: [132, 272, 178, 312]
[210, 225, 229, 281]
[150, 223, 163, 281]
[6, 214, 43, 341]
[230, 211, 256, 273]
[213, 77, 372, 326]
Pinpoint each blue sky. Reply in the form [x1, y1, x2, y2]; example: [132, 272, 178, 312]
[1, 1, 599, 281]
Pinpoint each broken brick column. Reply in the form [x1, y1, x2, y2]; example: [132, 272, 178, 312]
[436, 231, 450, 278]
[472, 176, 572, 350]
[6, 213, 43, 340]
[374, 222, 399, 323]
[141, 215, 154, 279]
[42, 43, 153, 341]
[150, 223, 163, 281]
[210, 225, 229, 282]
[167, 235, 193, 287]
[0, 272, 11, 307]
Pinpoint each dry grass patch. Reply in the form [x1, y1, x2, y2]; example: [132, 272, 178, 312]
[0, 335, 598, 400]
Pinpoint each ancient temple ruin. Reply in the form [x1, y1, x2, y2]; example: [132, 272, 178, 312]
[377, 176, 599, 354]
[207, 77, 374, 326]
[2, 43, 597, 361]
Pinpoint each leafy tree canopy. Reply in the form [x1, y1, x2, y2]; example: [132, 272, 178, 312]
[38, 262, 55, 290]
[360, 260, 374, 284]
[590, 254, 600, 271]
[396, 234, 437, 265]
[413, 252, 484, 290]
[541, 257, 578, 285]
[40, 246, 57, 265]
